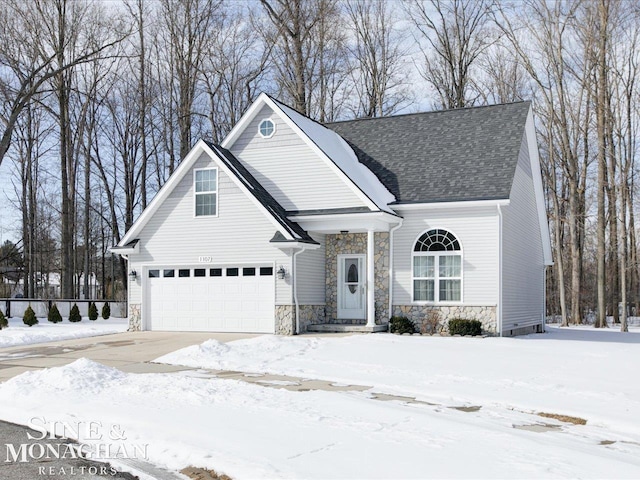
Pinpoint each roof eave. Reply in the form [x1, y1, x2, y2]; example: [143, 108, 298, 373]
[110, 239, 140, 256]
[390, 199, 510, 211]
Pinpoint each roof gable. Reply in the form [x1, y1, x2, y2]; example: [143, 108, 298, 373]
[222, 93, 395, 212]
[327, 102, 532, 204]
[117, 140, 315, 248]
[205, 142, 316, 244]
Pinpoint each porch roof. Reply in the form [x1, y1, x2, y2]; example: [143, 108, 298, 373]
[288, 210, 401, 234]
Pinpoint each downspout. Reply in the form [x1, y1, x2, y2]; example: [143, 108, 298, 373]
[497, 204, 503, 337]
[292, 246, 307, 335]
[121, 253, 130, 319]
[388, 219, 404, 323]
[542, 266, 547, 333]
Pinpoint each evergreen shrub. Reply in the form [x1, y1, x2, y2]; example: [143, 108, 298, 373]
[448, 318, 482, 336]
[69, 303, 82, 322]
[88, 302, 98, 321]
[389, 316, 416, 334]
[23, 306, 38, 327]
[48, 304, 62, 323]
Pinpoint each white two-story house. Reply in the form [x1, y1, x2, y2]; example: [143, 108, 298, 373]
[113, 93, 552, 336]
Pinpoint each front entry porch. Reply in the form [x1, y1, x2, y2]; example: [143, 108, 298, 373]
[289, 210, 400, 334]
[306, 323, 388, 333]
[306, 230, 390, 333]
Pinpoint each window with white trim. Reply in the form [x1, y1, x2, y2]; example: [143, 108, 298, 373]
[194, 168, 217, 216]
[258, 118, 275, 138]
[413, 229, 462, 302]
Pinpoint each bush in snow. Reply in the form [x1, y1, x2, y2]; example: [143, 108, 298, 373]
[48, 304, 63, 323]
[389, 316, 416, 334]
[0, 310, 7, 329]
[101, 302, 110, 319]
[88, 302, 98, 321]
[69, 304, 82, 322]
[448, 318, 482, 336]
[23, 306, 38, 327]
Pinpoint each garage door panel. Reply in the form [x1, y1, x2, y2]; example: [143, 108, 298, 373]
[147, 265, 275, 333]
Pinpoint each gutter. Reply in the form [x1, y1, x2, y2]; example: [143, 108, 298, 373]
[542, 266, 547, 333]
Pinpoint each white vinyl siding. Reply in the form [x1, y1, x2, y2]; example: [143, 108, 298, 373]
[501, 134, 545, 331]
[127, 151, 292, 307]
[229, 104, 367, 212]
[296, 233, 326, 304]
[393, 208, 499, 306]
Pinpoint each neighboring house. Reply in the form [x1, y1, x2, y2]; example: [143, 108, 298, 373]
[113, 93, 552, 336]
[7, 272, 101, 299]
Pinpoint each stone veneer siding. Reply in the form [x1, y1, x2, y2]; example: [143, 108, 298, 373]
[298, 305, 326, 332]
[392, 305, 497, 335]
[275, 305, 295, 335]
[276, 304, 326, 334]
[325, 232, 389, 325]
[128, 303, 141, 331]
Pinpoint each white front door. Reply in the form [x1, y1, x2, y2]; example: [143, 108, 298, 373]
[337, 255, 366, 319]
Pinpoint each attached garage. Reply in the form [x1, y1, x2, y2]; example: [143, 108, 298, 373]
[145, 264, 275, 333]
[114, 140, 320, 335]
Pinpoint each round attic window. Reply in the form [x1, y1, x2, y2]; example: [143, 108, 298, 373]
[259, 118, 275, 138]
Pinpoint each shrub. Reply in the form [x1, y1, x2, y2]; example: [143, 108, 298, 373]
[389, 316, 416, 334]
[69, 304, 82, 322]
[448, 318, 482, 336]
[101, 302, 110, 319]
[23, 306, 38, 327]
[421, 310, 442, 335]
[48, 304, 63, 323]
[0, 310, 7, 329]
[88, 302, 98, 321]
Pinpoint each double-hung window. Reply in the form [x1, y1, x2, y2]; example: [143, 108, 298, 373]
[413, 229, 462, 303]
[195, 168, 217, 217]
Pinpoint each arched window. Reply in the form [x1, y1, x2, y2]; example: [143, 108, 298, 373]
[412, 229, 462, 302]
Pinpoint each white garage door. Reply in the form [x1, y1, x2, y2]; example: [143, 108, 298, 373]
[146, 265, 275, 333]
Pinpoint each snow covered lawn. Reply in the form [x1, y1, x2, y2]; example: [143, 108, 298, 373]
[157, 325, 640, 439]
[0, 326, 638, 479]
[0, 317, 128, 348]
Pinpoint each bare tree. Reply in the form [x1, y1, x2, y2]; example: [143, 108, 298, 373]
[0, 0, 128, 168]
[345, 0, 411, 118]
[259, 0, 346, 119]
[124, 0, 153, 210]
[495, 0, 593, 326]
[477, 47, 531, 104]
[158, 0, 221, 168]
[11, 101, 54, 298]
[202, 3, 271, 142]
[593, 0, 609, 328]
[407, 0, 494, 109]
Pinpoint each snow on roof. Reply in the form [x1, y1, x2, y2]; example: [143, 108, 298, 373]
[274, 100, 396, 212]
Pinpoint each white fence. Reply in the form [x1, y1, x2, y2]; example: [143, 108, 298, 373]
[0, 299, 127, 319]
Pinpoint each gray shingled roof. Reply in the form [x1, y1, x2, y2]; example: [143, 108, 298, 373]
[205, 141, 318, 244]
[326, 102, 531, 204]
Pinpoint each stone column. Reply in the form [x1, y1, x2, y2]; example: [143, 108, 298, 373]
[367, 230, 375, 327]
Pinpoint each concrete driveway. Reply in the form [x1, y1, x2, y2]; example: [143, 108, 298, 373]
[0, 331, 259, 382]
